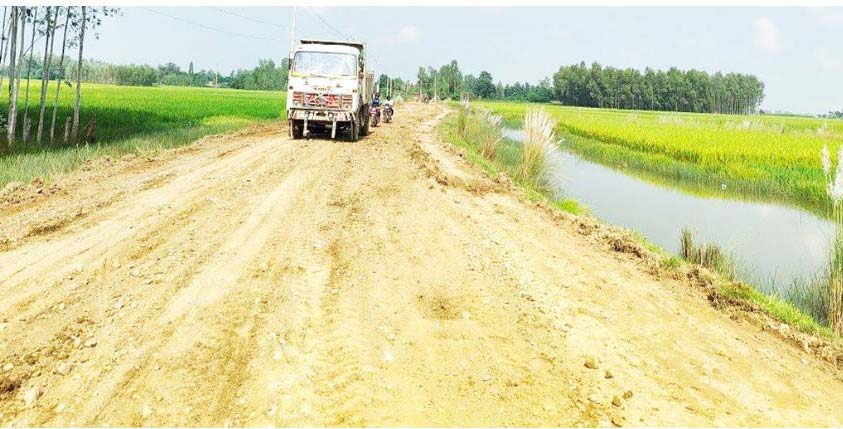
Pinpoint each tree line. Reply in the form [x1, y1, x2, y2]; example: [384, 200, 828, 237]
[399, 59, 765, 114]
[552, 62, 765, 114]
[1, 6, 118, 148]
[8, 56, 293, 91]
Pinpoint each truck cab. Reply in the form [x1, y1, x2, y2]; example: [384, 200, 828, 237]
[286, 40, 374, 141]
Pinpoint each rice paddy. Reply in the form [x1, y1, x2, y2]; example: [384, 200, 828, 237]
[478, 101, 843, 215]
[1, 82, 284, 187]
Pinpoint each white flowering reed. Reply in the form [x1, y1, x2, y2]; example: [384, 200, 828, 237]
[517, 108, 559, 189]
[475, 108, 503, 160]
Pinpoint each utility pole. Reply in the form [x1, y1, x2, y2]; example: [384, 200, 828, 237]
[289, 6, 296, 60]
[434, 72, 438, 101]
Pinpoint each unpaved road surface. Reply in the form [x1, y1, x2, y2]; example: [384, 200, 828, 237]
[1, 103, 842, 427]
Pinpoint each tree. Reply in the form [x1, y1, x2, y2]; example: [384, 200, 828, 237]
[0, 7, 10, 98]
[474, 71, 495, 99]
[37, 6, 56, 144]
[550, 61, 765, 114]
[50, 6, 70, 144]
[21, 7, 38, 143]
[66, 6, 119, 142]
[6, 7, 24, 146]
[71, 6, 84, 141]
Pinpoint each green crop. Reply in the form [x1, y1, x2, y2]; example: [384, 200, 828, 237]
[1, 82, 284, 187]
[479, 101, 843, 214]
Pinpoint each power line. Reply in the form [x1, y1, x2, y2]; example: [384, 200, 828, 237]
[211, 7, 286, 30]
[302, 7, 345, 40]
[140, 7, 281, 41]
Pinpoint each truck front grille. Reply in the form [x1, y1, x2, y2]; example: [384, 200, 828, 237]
[303, 93, 340, 108]
[291, 91, 351, 109]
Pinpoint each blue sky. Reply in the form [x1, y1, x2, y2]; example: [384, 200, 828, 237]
[86, 6, 843, 114]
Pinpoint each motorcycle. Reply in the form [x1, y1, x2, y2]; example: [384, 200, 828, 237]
[370, 105, 381, 127]
[383, 103, 393, 123]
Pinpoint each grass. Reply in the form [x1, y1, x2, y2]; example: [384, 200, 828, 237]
[1, 82, 284, 187]
[679, 228, 736, 280]
[478, 101, 843, 217]
[722, 280, 835, 338]
[678, 228, 834, 338]
[442, 103, 584, 215]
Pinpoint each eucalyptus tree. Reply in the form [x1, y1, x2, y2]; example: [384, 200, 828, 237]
[21, 7, 38, 143]
[6, 7, 25, 146]
[549, 61, 764, 114]
[66, 6, 118, 142]
[36, 6, 56, 144]
[50, 6, 71, 144]
[0, 7, 10, 98]
[70, 6, 85, 140]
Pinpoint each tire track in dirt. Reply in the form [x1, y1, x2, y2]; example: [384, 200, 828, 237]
[0, 135, 315, 426]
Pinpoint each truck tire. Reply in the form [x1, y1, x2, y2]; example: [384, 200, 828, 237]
[289, 120, 303, 139]
[348, 120, 360, 142]
[360, 106, 371, 136]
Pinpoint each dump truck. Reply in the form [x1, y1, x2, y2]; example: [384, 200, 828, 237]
[286, 39, 375, 141]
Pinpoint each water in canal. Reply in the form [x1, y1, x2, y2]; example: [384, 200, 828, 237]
[502, 127, 834, 294]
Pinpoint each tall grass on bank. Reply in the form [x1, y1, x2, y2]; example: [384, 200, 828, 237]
[678, 229, 833, 336]
[517, 109, 560, 191]
[456, 102, 504, 161]
[821, 145, 843, 335]
[443, 103, 582, 215]
[679, 229, 736, 280]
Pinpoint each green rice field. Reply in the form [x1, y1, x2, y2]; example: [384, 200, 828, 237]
[1, 82, 284, 187]
[478, 101, 843, 214]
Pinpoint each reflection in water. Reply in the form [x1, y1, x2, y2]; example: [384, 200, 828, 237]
[502, 127, 834, 292]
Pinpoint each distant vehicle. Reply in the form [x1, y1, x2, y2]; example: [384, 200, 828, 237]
[286, 39, 375, 141]
[370, 105, 381, 127]
[383, 100, 393, 123]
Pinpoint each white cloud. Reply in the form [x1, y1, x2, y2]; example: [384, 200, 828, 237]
[753, 17, 782, 52]
[815, 47, 842, 71]
[398, 25, 421, 43]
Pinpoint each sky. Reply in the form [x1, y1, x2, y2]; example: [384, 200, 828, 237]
[85, 6, 843, 114]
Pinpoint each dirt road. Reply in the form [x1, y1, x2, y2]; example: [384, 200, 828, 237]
[0, 103, 841, 426]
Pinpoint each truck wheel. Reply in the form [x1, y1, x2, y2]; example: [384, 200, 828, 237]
[348, 120, 360, 142]
[289, 120, 303, 139]
[360, 107, 371, 136]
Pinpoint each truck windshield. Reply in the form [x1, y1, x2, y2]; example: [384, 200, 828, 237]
[292, 52, 357, 77]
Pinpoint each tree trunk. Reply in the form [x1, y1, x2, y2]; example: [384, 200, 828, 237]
[63, 115, 70, 144]
[71, 6, 85, 141]
[50, 7, 69, 145]
[6, 7, 21, 146]
[37, 6, 54, 144]
[0, 7, 9, 99]
[21, 6, 37, 144]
